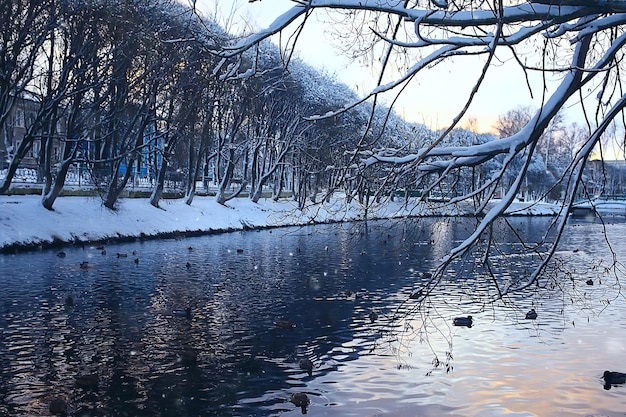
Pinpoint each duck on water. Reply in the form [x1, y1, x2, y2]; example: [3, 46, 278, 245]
[290, 392, 311, 414]
[453, 316, 473, 327]
[603, 370, 626, 390]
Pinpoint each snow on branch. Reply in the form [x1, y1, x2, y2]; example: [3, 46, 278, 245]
[216, 1, 599, 58]
[216, 6, 307, 57]
[361, 14, 626, 174]
[219, 1, 618, 126]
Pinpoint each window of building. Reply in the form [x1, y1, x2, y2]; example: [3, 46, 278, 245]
[15, 109, 25, 128]
[28, 141, 39, 159]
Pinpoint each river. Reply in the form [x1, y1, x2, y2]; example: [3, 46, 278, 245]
[0, 216, 625, 416]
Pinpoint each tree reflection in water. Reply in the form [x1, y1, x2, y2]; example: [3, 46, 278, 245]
[0, 217, 625, 416]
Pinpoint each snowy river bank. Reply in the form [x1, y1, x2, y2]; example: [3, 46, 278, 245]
[0, 195, 560, 252]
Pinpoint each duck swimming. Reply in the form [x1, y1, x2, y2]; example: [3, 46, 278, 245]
[368, 310, 378, 323]
[603, 370, 626, 389]
[299, 358, 314, 376]
[525, 309, 538, 320]
[178, 349, 198, 365]
[173, 307, 192, 319]
[274, 320, 296, 329]
[290, 392, 311, 414]
[409, 289, 423, 299]
[74, 374, 99, 389]
[453, 316, 473, 327]
[49, 398, 68, 415]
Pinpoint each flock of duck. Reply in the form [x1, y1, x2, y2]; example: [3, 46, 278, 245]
[451, 309, 625, 391]
[64, 246, 141, 271]
[269, 319, 315, 413]
[451, 308, 538, 329]
[270, 284, 385, 413]
[50, 245, 624, 415]
[53, 245, 318, 415]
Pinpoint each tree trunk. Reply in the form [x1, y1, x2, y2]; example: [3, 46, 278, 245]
[184, 135, 206, 206]
[0, 136, 34, 194]
[215, 148, 235, 205]
[149, 158, 168, 208]
[215, 147, 248, 205]
[103, 158, 135, 210]
[42, 154, 73, 210]
[42, 132, 81, 210]
[272, 168, 284, 201]
[184, 181, 196, 206]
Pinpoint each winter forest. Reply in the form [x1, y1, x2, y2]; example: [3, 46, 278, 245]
[3, 0, 624, 211]
[3, 0, 444, 212]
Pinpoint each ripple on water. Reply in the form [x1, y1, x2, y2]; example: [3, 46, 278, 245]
[1, 220, 626, 416]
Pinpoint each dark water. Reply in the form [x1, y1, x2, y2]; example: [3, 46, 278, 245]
[0, 217, 625, 416]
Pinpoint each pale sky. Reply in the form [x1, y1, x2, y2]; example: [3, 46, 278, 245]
[194, 1, 588, 134]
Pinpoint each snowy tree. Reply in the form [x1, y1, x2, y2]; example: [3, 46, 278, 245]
[147, 5, 226, 208]
[283, 60, 370, 206]
[219, 0, 626, 294]
[494, 106, 567, 200]
[0, 0, 55, 193]
[245, 68, 311, 203]
[40, 1, 104, 210]
[93, 1, 171, 210]
[494, 106, 534, 139]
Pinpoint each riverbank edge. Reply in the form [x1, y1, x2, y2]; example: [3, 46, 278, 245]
[0, 194, 560, 254]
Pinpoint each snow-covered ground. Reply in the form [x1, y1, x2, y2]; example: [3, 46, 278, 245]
[0, 194, 560, 252]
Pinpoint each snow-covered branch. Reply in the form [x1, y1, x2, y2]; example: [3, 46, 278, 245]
[219, 1, 602, 58]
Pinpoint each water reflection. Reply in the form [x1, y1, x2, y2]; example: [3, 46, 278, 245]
[0, 217, 625, 416]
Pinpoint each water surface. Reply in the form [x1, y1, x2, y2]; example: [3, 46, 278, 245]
[0, 216, 625, 416]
